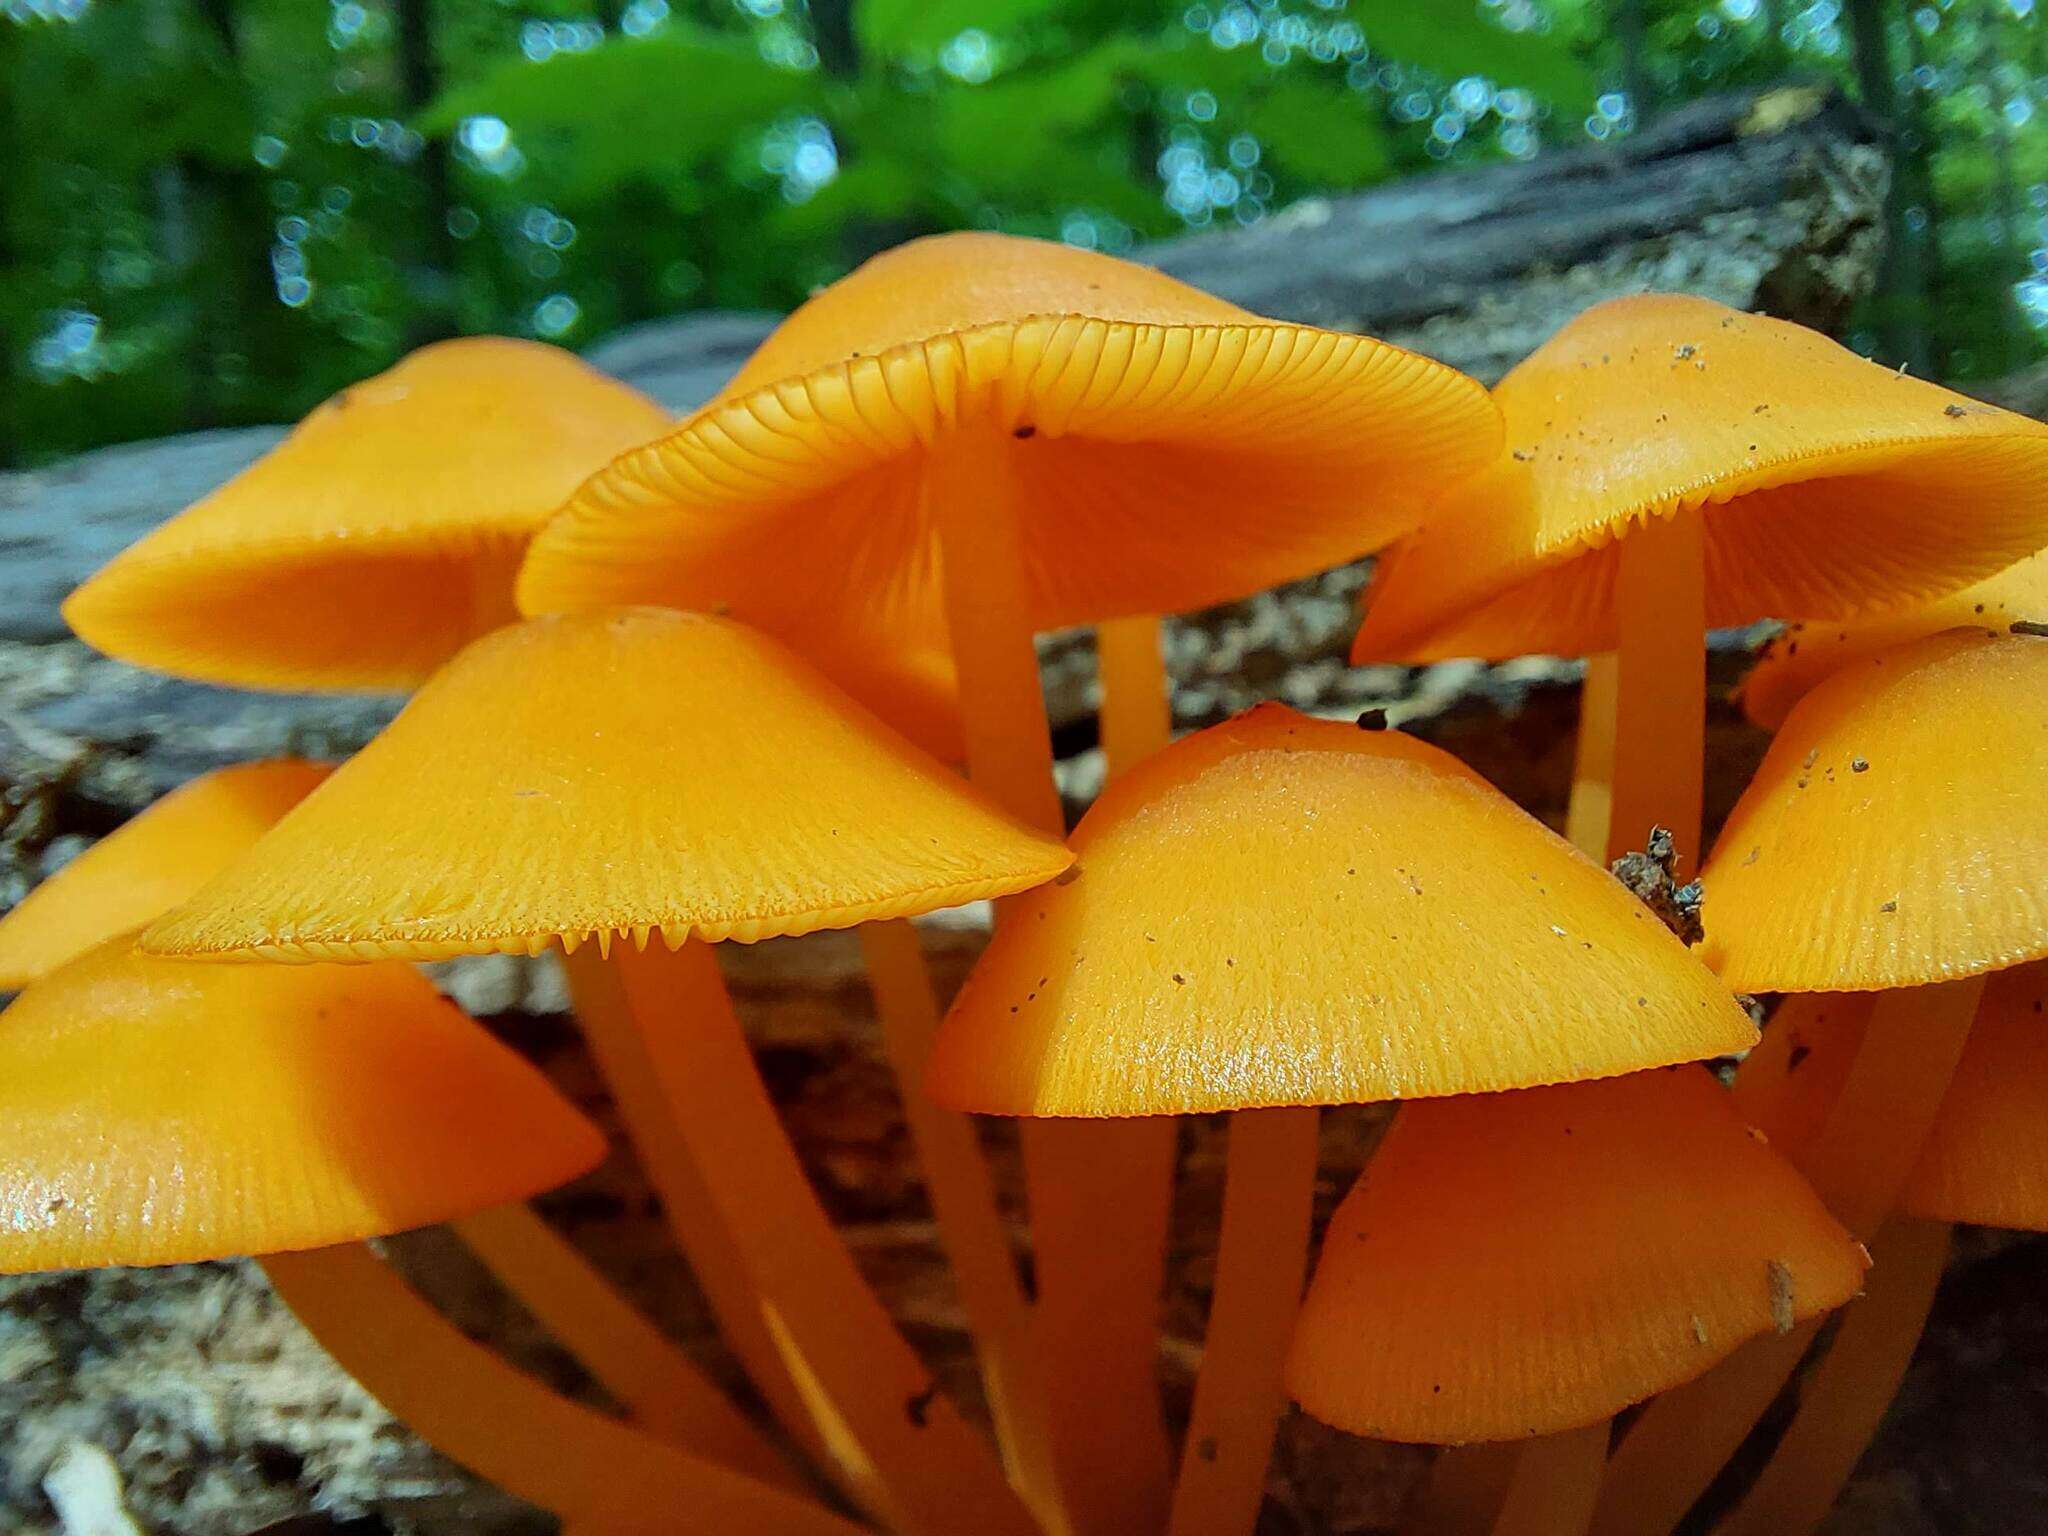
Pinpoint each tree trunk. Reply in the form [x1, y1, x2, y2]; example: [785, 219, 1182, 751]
[395, 0, 459, 343]
[1848, 0, 1935, 374]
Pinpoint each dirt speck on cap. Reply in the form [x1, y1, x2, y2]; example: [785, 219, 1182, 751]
[1768, 1260, 1796, 1334]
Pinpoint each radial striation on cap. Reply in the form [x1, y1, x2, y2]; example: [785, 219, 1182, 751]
[1284, 1068, 1869, 1444]
[0, 938, 605, 1272]
[518, 232, 1501, 655]
[1354, 294, 2048, 663]
[142, 608, 1072, 962]
[925, 704, 1753, 1117]
[63, 338, 671, 692]
[1739, 548, 2048, 731]
[1701, 629, 2048, 992]
[0, 760, 328, 990]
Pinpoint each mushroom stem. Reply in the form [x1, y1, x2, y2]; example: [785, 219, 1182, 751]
[1098, 607, 1188, 1521]
[1587, 1324, 1816, 1536]
[1797, 975, 1986, 1237]
[927, 428, 1173, 1535]
[1097, 614, 1173, 766]
[1491, 1423, 1608, 1536]
[1714, 1217, 1952, 1536]
[1606, 508, 1706, 869]
[559, 947, 827, 1470]
[610, 936, 1039, 1536]
[1565, 654, 1618, 857]
[1590, 976, 1986, 1536]
[1407, 1444, 1521, 1536]
[1168, 1105, 1319, 1536]
[262, 1242, 863, 1536]
[858, 917, 1052, 1502]
[451, 1201, 797, 1489]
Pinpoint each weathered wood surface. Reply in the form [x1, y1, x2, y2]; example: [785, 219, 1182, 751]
[22, 83, 2031, 1536]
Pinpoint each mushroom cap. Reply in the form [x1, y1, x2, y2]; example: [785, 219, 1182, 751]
[1352, 294, 2048, 663]
[924, 704, 1753, 1117]
[516, 232, 1501, 667]
[0, 937, 605, 1272]
[1738, 549, 2048, 730]
[0, 761, 328, 990]
[1734, 973, 2048, 1233]
[63, 338, 671, 692]
[1283, 1067, 1868, 1444]
[141, 608, 1073, 962]
[1700, 629, 2048, 992]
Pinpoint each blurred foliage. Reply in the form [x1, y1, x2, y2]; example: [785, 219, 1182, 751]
[2, 0, 2044, 467]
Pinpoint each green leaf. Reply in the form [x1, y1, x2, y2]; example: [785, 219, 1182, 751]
[1245, 78, 1392, 186]
[418, 33, 817, 196]
[936, 38, 1146, 181]
[1361, 1, 1597, 105]
[857, 0, 1073, 57]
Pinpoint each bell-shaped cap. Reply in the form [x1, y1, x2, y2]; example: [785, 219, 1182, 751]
[1739, 550, 2048, 730]
[1284, 1067, 1868, 1444]
[1353, 294, 2048, 662]
[63, 338, 671, 692]
[1701, 629, 2048, 992]
[0, 937, 605, 1272]
[925, 704, 1753, 1117]
[0, 761, 327, 990]
[142, 608, 1072, 962]
[1735, 973, 2048, 1232]
[518, 232, 1501, 664]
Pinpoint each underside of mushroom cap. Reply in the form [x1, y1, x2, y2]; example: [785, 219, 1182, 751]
[0, 760, 328, 990]
[63, 338, 671, 692]
[0, 938, 604, 1272]
[1701, 628, 2048, 992]
[141, 608, 1072, 962]
[1735, 974, 2048, 1233]
[1284, 1067, 1869, 1444]
[924, 703, 1754, 1117]
[517, 232, 1500, 652]
[1352, 294, 2048, 663]
[1738, 548, 2048, 731]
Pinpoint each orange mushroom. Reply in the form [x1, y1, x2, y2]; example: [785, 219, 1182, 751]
[0, 937, 848, 1536]
[1702, 968, 2048, 1535]
[0, 753, 788, 1486]
[1593, 628, 2048, 1536]
[64, 338, 672, 692]
[927, 705, 1758, 1536]
[0, 758, 327, 989]
[1738, 547, 2048, 731]
[1286, 1069, 1865, 1445]
[144, 606, 1070, 1536]
[514, 229, 1501, 1535]
[1353, 294, 2048, 880]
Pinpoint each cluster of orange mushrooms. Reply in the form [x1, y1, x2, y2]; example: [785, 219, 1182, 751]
[5, 233, 2048, 1536]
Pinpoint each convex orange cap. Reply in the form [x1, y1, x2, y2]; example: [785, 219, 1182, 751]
[0, 938, 603, 1271]
[1354, 294, 2048, 662]
[1739, 550, 2048, 730]
[1700, 629, 2048, 992]
[64, 339, 670, 691]
[1734, 973, 2048, 1232]
[518, 233, 1500, 665]
[143, 609, 1072, 962]
[925, 704, 1753, 1116]
[1284, 1067, 1868, 1443]
[0, 760, 327, 989]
